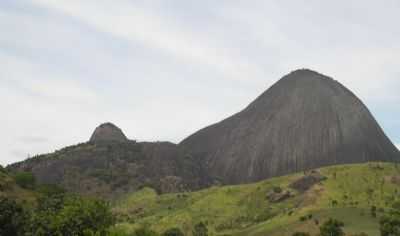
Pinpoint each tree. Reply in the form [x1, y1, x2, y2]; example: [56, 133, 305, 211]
[14, 171, 36, 189]
[193, 222, 208, 236]
[29, 194, 115, 236]
[380, 201, 400, 236]
[319, 218, 345, 236]
[0, 196, 28, 236]
[162, 228, 184, 236]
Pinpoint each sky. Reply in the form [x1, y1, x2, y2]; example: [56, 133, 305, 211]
[1, 0, 399, 166]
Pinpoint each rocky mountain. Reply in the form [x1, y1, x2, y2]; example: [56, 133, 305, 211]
[8, 69, 399, 197]
[180, 69, 399, 184]
[8, 124, 210, 198]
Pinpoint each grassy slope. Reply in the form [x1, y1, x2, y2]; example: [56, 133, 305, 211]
[0, 170, 37, 204]
[113, 162, 400, 236]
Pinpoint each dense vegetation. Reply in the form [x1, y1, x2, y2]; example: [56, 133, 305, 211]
[0, 185, 114, 236]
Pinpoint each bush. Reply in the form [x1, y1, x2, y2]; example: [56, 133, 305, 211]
[380, 201, 400, 236]
[320, 218, 344, 236]
[299, 216, 308, 222]
[272, 186, 282, 193]
[193, 222, 208, 236]
[14, 171, 36, 189]
[162, 228, 184, 236]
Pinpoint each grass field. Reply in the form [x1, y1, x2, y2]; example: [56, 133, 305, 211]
[112, 162, 400, 236]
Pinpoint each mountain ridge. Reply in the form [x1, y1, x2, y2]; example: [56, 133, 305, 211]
[7, 69, 399, 197]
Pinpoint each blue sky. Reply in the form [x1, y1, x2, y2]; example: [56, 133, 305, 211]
[1, 0, 399, 165]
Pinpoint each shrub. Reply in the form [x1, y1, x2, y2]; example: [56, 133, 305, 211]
[193, 222, 208, 236]
[162, 227, 184, 236]
[272, 186, 282, 193]
[299, 216, 308, 222]
[380, 201, 400, 236]
[320, 218, 345, 236]
[14, 171, 36, 189]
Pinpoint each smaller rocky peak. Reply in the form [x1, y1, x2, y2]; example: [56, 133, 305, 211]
[90, 122, 128, 143]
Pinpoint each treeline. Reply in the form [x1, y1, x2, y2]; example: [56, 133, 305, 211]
[1, 184, 114, 236]
[0, 186, 208, 236]
[1, 170, 209, 236]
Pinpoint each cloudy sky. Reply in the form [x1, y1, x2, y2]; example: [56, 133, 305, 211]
[1, 0, 399, 165]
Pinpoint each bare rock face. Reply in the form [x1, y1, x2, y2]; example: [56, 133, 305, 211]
[90, 122, 128, 143]
[289, 171, 327, 192]
[180, 69, 400, 184]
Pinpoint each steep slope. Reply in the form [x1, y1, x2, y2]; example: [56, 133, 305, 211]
[8, 124, 210, 198]
[180, 69, 399, 184]
[113, 162, 400, 236]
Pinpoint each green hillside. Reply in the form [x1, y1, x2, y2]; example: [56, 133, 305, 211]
[0, 166, 37, 204]
[112, 162, 400, 236]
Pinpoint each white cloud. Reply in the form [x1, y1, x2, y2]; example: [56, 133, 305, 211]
[31, 0, 265, 81]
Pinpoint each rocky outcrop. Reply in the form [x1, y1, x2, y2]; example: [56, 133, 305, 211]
[90, 122, 128, 143]
[181, 69, 399, 184]
[289, 171, 327, 192]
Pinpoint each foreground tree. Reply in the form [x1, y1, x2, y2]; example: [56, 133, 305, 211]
[319, 218, 345, 236]
[29, 193, 115, 236]
[0, 197, 27, 236]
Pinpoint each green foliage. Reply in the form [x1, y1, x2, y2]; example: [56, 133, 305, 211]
[29, 193, 115, 236]
[299, 215, 308, 222]
[292, 232, 310, 236]
[193, 222, 208, 236]
[380, 201, 400, 236]
[36, 184, 66, 196]
[319, 218, 345, 236]
[162, 228, 184, 236]
[0, 196, 27, 236]
[272, 186, 282, 193]
[14, 171, 36, 189]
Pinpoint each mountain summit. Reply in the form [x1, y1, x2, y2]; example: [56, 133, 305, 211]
[90, 122, 128, 143]
[180, 69, 399, 184]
